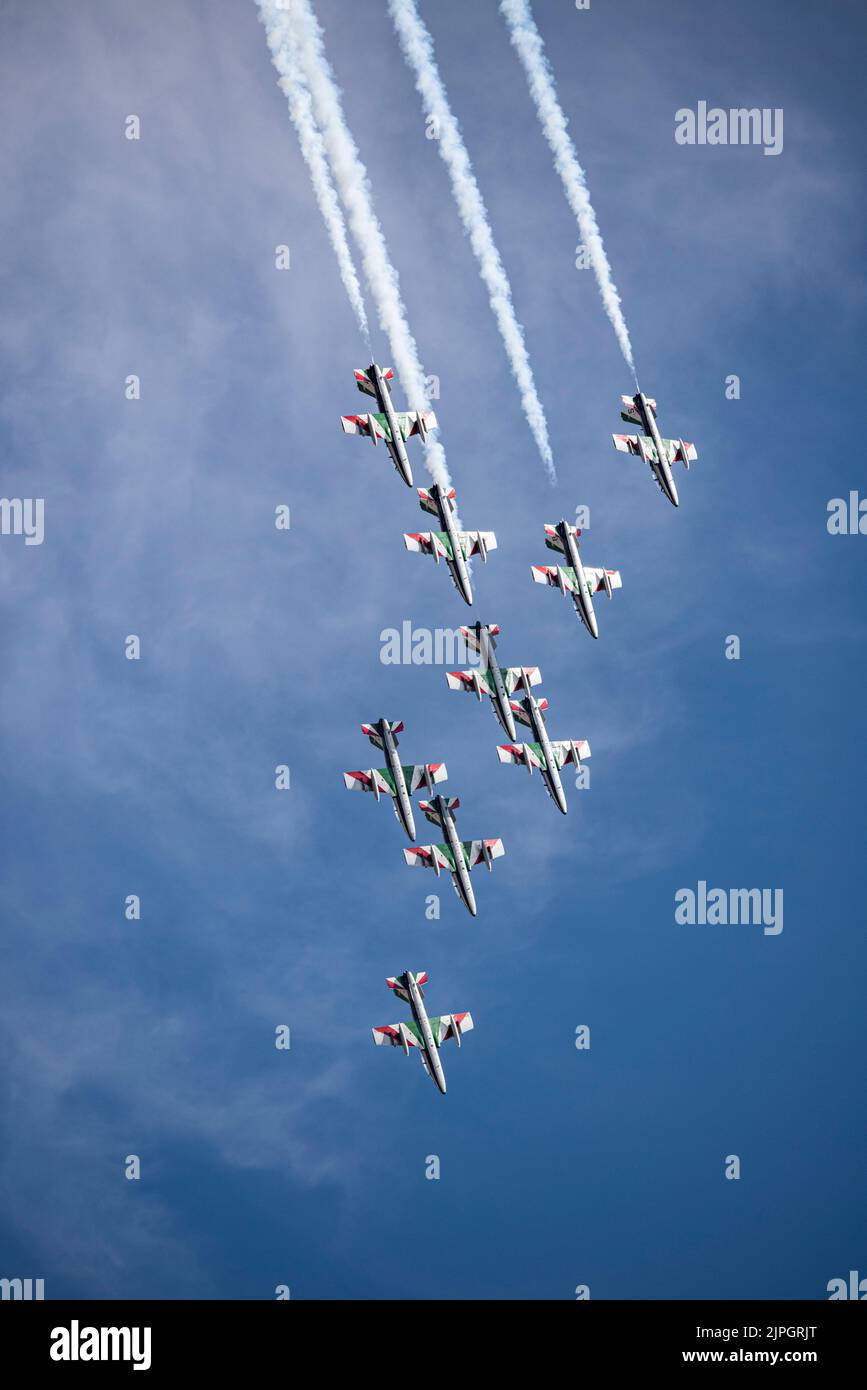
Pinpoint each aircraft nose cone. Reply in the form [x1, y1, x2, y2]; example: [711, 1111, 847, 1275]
[589, 615, 599, 639]
[556, 789, 569, 815]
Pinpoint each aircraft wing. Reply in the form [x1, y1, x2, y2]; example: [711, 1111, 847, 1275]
[459, 531, 497, 560]
[428, 1012, 474, 1045]
[659, 437, 698, 466]
[404, 530, 451, 559]
[403, 762, 448, 794]
[395, 410, 438, 441]
[582, 567, 623, 593]
[612, 432, 648, 458]
[445, 668, 495, 697]
[550, 739, 591, 768]
[502, 665, 541, 694]
[343, 767, 396, 797]
[372, 1020, 424, 1049]
[404, 842, 455, 872]
[498, 740, 590, 772]
[341, 412, 391, 443]
[531, 564, 578, 594]
[462, 838, 505, 870]
[497, 741, 547, 771]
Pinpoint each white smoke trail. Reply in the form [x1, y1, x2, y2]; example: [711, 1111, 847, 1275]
[388, 0, 556, 485]
[256, 3, 369, 343]
[260, 0, 451, 490]
[500, 0, 638, 383]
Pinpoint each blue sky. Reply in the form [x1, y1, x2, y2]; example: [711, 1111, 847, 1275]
[0, 0, 865, 1299]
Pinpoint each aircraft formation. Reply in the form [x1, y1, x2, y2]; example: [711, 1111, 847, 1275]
[340, 363, 700, 1093]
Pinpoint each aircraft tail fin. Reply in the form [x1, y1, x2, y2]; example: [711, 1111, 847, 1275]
[387, 970, 428, 1002]
[418, 485, 456, 517]
[420, 796, 460, 827]
[543, 522, 580, 553]
[355, 365, 394, 397]
[620, 393, 657, 425]
[361, 719, 404, 749]
[460, 622, 499, 660]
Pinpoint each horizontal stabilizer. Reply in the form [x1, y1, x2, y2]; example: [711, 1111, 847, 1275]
[386, 970, 428, 1002]
[418, 485, 456, 516]
[420, 796, 460, 827]
[510, 696, 548, 726]
[355, 365, 394, 398]
[543, 522, 581, 554]
[459, 622, 499, 657]
[620, 393, 657, 424]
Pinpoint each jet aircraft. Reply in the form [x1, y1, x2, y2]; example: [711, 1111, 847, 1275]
[403, 484, 497, 606]
[497, 683, 590, 815]
[446, 622, 540, 741]
[343, 718, 447, 840]
[404, 795, 504, 917]
[372, 970, 473, 1095]
[531, 521, 622, 639]
[341, 363, 438, 488]
[612, 392, 697, 507]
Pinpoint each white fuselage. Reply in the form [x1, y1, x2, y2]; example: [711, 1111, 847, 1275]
[525, 696, 568, 816]
[406, 971, 447, 1094]
[433, 489, 473, 606]
[434, 797, 477, 917]
[637, 392, 678, 507]
[372, 365, 413, 487]
[559, 523, 598, 639]
[487, 661, 518, 740]
[380, 721, 416, 841]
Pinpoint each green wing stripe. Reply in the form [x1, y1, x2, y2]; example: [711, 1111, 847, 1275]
[433, 531, 454, 561]
[436, 842, 457, 871]
[371, 411, 393, 443]
[528, 742, 548, 771]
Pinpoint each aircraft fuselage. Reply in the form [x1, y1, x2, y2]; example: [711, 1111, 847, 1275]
[636, 392, 679, 508]
[434, 796, 477, 917]
[488, 661, 518, 740]
[525, 695, 568, 816]
[405, 971, 447, 1094]
[379, 720, 416, 840]
[558, 522, 599, 639]
[371, 364, 413, 488]
[432, 486, 473, 606]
